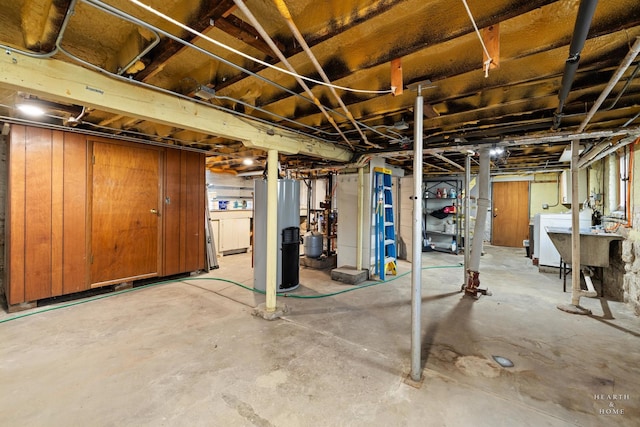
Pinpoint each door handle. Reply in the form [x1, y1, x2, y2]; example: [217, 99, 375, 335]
[150, 208, 160, 216]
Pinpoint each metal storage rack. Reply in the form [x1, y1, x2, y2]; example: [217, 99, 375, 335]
[423, 179, 462, 253]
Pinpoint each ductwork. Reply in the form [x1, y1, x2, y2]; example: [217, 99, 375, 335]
[553, 0, 599, 129]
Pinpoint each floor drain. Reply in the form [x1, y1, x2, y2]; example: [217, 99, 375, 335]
[492, 355, 514, 368]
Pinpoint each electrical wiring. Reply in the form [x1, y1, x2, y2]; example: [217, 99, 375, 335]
[0, 264, 462, 324]
[127, 0, 394, 95]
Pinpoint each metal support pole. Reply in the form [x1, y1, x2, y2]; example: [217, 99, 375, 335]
[357, 166, 364, 271]
[464, 154, 471, 284]
[410, 85, 424, 382]
[265, 149, 279, 312]
[570, 139, 582, 307]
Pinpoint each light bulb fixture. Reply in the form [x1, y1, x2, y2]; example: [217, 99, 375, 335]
[489, 144, 504, 156]
[16, 102, 45, 117]
[242, 158, 254, 166]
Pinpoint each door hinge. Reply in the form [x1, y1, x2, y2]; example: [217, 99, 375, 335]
[92, 154, 96, 164]
[90, 254, 94, 264]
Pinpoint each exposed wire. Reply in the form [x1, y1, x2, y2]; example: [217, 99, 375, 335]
[460, 0, 493, 78]
[127, 0, 393, 95]
[0, 264, 462, 323]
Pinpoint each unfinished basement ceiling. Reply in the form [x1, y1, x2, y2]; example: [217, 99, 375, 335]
[1, 0, 640, 175]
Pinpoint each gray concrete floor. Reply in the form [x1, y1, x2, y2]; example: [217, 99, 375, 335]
[1, 246, 639, 426]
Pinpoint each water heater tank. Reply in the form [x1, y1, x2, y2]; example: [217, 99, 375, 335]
[304, 231, 323, 258]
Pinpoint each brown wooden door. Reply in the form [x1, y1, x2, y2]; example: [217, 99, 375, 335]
[163, 150, 206, 276]
[90, 142, 161, 286]
[492, 181, 530, 247]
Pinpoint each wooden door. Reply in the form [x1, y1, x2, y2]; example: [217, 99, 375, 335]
[90, 142, 161, 286]
[492, 181, 530, 247]
[163, 150, 206, 275]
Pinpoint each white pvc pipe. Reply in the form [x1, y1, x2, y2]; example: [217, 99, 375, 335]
[266, 149, 278, 312]
[357, 166, 364, 270]
[410, 87, 424, 382]
[608, 153, 618, 215]
[469, 148, 490, 273]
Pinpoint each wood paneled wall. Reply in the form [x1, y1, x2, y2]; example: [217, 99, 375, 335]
[5, 125, 206, 306]
[7, 126, 88, 304]
[163, 149, 206, 276]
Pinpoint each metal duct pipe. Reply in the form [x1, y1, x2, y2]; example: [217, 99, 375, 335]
[554, 0, 599, 128]
[464, 148, 490, 297]
[410, 86, 425, 382]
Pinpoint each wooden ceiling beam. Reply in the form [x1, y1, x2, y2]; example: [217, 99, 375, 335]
[213, 14, 285, 57]
[0, 53, 352, 161]
[215, 0, 557, 93]
[133, 0, 238, 81]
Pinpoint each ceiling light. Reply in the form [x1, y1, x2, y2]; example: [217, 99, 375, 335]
[242, 158, 254, 166]
[490, 144, 504, 156]
[16, 103, 45, 117]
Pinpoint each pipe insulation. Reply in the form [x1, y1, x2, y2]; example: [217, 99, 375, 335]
[469, 148, 490, 272]
[410, 86, 424, 382]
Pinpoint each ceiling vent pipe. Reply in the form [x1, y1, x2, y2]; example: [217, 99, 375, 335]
[553, 0, 599, 129]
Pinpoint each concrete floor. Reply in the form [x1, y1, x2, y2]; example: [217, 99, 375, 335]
[1, 246, 639, 426]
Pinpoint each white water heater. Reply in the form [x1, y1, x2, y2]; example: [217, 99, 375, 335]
[254, 178, 300, 292]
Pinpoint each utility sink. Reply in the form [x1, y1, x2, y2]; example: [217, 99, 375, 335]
[545, 227, 623, 267]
